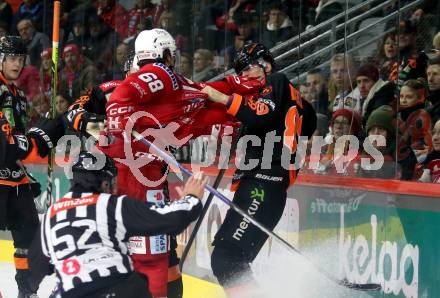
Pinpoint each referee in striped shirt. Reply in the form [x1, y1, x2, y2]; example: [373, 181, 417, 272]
[28, 152, 206, 298]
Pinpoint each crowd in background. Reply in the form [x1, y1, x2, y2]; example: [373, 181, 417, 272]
[3, 0, 440, 183]
[296, 0, 440, 183]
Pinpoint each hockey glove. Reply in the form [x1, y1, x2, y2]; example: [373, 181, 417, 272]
[223, 75, 264, 95]
[27, 116, 65, 157]
[65, 108, 106, 137]
[192, 76, 263, 95]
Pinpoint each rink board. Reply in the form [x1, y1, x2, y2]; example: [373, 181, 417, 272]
[5, 164, 440, 298]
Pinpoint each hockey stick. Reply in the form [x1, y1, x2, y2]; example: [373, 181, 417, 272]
[45, 1, 61, 208]
[179, 126, 243, 271]
[132, 130, 381, 291]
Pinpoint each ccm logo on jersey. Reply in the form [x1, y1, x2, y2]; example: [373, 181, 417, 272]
[107, 104, 134, 116]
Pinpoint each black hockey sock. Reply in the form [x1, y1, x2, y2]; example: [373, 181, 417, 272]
[167, 277, 183, 298]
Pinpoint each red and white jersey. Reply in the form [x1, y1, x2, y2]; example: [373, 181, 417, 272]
[107, 63, 208, 135]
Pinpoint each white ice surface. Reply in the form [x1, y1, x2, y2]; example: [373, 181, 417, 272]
[0, 262, 56, 298]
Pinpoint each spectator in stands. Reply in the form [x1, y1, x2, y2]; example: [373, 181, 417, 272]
[419, 119, 440, 183]
[95, 0, 129, 39]
[124, 17, 153, 49]
[235, 13, 256, 42]
[262, 3, 295, 48]
[356, 65, 378, 102]
[15, 62, 39, 103]
[412, 0, 439, 31]
[28, 93, 49, 127]
[127, 0, 161, 38]
[218, 11, 256, 67]
[315, 108, 362, 176]
[66, 14, 89, 52]
[179, 52, 192, 78]
[112, 42, 128, 80]
[328, 53, 356, 112]
[59, 44, 98, 99]
[426, 58, 440, 124]
[390, 20, 428, 87]
[88, 16, 116, 82]
[12, 0, 46, 34]
[221, 35, 245, 69]
[305, 68, 328, 116]
[17, 18, 50, 68]
[215, 0, 256, 32]
[357, 105, 399, 179]
[358, 64, 397, 125]
[158, 10, 186, 51]
[283, 0, 309, 32]
[0, 0, 13, 33]
[83, 15, 114, 63]
[38, 48, 53, 96]
[313, 0, 344, 26]
[378, 32, 398, 81]
[55, 93, 72, 116]
[299, 82, 309, 101]
[398, 78, 432, 163]
[193, 49, 218, 81]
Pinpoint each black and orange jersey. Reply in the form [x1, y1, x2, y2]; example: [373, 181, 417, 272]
[69, 80, 121, 115]
[225, 72, 316, 185]
[0, 74, 29, 186]
[0, 74, 27, 134]
[67, 80, 121, 132]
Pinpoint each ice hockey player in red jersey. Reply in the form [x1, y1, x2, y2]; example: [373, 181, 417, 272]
[102, 28, 264, 298]
[63, 51, 136, 137]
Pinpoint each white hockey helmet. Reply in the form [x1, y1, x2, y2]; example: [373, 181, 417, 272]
[135, 28, 176, 62]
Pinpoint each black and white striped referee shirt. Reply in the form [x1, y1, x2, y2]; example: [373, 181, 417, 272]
[29, 192, 201, 298]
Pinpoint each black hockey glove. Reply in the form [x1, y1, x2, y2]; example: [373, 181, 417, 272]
[65, 108, 106, 137]
[27, 116, 65, 157]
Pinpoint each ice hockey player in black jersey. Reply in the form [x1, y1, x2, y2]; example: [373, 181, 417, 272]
[201, 42, 317, 297]
[0, 35, 65, 298]
[28, 151, 206, 298]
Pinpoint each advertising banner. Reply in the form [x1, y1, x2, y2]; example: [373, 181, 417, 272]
[29, 165, 439, 298]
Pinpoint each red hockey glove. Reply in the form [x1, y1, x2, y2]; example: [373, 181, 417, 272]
[223, 75, 264, 95]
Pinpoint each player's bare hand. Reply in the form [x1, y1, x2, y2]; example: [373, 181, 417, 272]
[176, 172, 208, 199]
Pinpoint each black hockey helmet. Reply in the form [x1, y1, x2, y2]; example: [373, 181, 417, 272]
[0, 36, 27, 61]
[72, 151, 116, 178]
[71, 151, 117, 193]
[233, 42, 275, 74]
